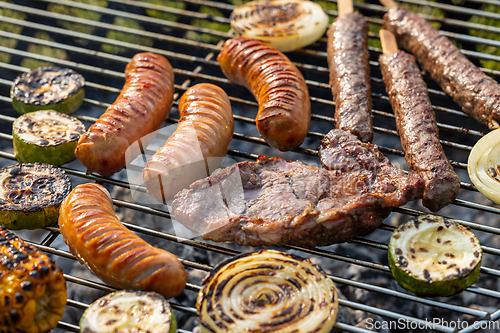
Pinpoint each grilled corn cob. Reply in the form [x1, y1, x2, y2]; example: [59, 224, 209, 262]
[0, 226, 67, 333]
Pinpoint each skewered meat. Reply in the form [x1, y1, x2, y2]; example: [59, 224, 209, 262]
[383, 6, 500, 130]
[327, 11, 373, 142]
[172, 130, 423, 248]
[379, 50, 460, 212]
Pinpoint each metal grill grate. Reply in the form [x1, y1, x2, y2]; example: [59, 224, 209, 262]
[1, 0, 500, 332]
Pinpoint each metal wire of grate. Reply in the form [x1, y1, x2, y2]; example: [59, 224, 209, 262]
[1, 0, 500, 332]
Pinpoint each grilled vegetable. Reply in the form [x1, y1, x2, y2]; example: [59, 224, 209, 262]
[197, 249, 338, 333]
[468, 129, 500, 205]
[79, 290, 177, 333]
[230, 0, 328, 52]
[0, 226, 67, 333]
[11, 67, 85, 115]
[13, 110, 86, 166]
[0, 163, 71, 230]
[388, 215, 482, 297]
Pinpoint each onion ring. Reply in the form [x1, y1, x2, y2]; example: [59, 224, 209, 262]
[196, 249, 339, 333]
[230, 0, 328, 52]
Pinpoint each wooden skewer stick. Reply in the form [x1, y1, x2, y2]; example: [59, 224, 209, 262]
[380, 0, 398, 9]
[380, 29, 399, 55]
[338, 0, 354, 16]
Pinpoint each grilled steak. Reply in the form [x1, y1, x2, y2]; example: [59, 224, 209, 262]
[327, 11, 373, 142]
[172, 130, 423, 248]
[383, 6, 500, 130]
[379, 51, 460, 212]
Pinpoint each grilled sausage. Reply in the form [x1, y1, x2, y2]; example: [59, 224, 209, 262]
[143, 83, 234, 203]
[58, 183, 188, 299]
[327, 11, 373, 142]
[383, 6, 500, 130]
[217, 37, 311, 151]
[379, 50, 460, 212]
[75, 52, 175, 176]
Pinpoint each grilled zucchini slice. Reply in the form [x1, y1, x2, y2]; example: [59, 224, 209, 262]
[388, 215, 482, 297]
[11, 67, 85, 114]
[0, 163, 71, 230]
[80, 290, 177, 333]
[0, 226, 67, 333]
[13, 110, 86, 166]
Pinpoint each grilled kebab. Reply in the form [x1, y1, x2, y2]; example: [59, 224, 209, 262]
[381, 3, 500, 130]
[379, 29, 460, 212]
[327, 2, 373, 142]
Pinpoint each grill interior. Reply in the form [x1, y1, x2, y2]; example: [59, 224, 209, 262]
[2, 0, 500, 332]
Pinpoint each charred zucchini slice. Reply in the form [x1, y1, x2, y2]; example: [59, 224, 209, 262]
[0, 163, 71, 230]
[13, 110, 86, 166]
[11, 67, 85, 114]
[388, 215, 482, 297]
[79, 290, 177, 333]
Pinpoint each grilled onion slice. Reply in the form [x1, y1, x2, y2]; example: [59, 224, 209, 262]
[468, 129, 500, 205]
[388, 215, 482, 297]
[196, 249, 338, 333]
[230, 0, 328, 52]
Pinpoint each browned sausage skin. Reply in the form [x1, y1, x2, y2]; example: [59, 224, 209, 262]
[143, 83, 234, 203]
[327, 11, 373, 142]
[379, 51, 460, 212]
[217, 37, 311, 151]
[58, 183, 188, 299]
[75, 52, 175, 176]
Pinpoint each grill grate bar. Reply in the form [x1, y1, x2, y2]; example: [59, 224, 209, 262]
[0, 3, 221, 52]
[48, 228, 485, 332]
[339, 298, 455, 333]
[394, 207, 500, 234]
[24, 191, 500, 324]
[4, 0, 500, 69]
[329, 275, 489, 318]
[1, 4, 497, 115]
[0, 102, 485, 210]
[38, 0, 232, 39]
[1, 0, 500, 331]
[458, 309, 500, 333]
[0, 79, 475, 173]
[0, 61, 481, 163]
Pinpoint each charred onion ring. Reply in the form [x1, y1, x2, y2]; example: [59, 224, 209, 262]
[230, 0, 328, 52]
[468, 129, 500, 205]
[196, 249, 339, 333]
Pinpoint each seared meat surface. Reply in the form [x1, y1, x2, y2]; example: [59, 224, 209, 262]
[327, 11, 373, 142]
[383, 6, 500, 129]
[379, 51, 460, 212]
[172, 130, 423, 248]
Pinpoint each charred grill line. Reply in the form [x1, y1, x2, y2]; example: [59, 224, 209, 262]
[383, 6, 500, 130]
[1, 0, 500, 332]
[327, 11, 373, 143]
[379, 51, 461, 212]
